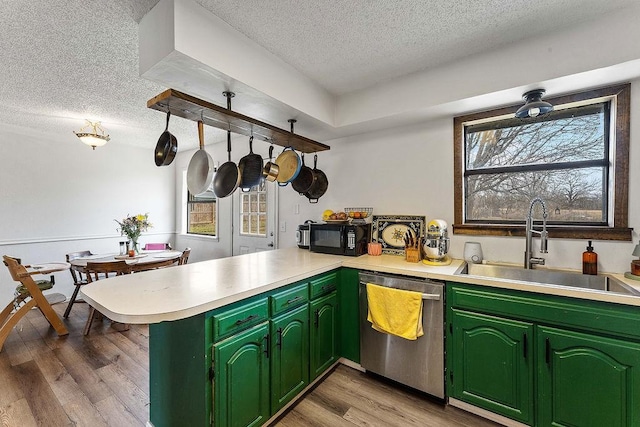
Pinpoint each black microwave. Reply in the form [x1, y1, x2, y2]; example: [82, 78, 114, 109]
[309, 223, 371, 256]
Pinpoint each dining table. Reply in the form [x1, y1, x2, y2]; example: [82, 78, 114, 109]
[68, 250, 183, 273]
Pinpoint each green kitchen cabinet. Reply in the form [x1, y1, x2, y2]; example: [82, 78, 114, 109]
[538, 326, 640, 427]
[338, 267, 360, 362]
[270, 304, 309, 413]
[449, 308, 534, 424]
[448, 282, 640, 427]
[309, 291, 338, 380]
[213, 322, 270, 427]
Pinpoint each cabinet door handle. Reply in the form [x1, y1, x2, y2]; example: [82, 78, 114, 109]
[276, 327, 283, 350]
[545, 338, 551, 365]
[321, 285, 335, 292]
[286, 295, 303, 305]
[314, 309, 320, 328]
[234, 314, 258, 326]
[263, 334, 270, 359]
[523, 333, 528, 359]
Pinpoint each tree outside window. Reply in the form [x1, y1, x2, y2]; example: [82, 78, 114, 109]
[453, 84, 631, 241]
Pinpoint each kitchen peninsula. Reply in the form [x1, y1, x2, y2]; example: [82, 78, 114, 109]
[81, 248, 640, 427]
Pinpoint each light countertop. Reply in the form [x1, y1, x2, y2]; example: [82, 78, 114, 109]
[81, 248, 640, 324]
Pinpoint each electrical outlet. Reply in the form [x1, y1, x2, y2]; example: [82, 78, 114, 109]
[294, 204, 299, 214]
[279, 221, 286, 232]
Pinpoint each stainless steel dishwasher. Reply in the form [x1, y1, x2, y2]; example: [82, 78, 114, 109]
[359, 271, 445, 398]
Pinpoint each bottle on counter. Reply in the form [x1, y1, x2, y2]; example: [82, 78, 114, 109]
[582, 240, 598, 275]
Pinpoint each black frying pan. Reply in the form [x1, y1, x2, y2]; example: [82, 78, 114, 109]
[213, 131, 241, 198]
[154, 111, 177, 166]
[291, 153, 315, 195]
[305, 154, 328, 204]
[238, 136, 263, 191]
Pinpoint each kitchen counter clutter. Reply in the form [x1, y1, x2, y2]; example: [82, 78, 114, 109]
[81, 248, 640, 325]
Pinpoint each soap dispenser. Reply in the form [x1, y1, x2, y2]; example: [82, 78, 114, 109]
[582, 240, 598, 275]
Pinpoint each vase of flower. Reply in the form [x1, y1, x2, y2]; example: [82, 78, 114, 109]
[115, 214, 152, 256]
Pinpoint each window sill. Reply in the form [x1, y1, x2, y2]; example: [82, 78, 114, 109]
[181, 233, 219, 242]
[453, 224, 632, 241]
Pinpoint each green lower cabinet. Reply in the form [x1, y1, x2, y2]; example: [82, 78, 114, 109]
[338, 267, 360, 363]
[538, 326, 640, 427]
[270, 304, 309, 414]
[450, 308, 534, 425]
[310, 291, 338, 380]
[213, 323, 270, 427]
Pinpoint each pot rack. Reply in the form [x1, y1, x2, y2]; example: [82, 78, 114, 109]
[147, 89, 330, 153]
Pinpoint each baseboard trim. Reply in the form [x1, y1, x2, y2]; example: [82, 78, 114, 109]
[448, 397, 530, 427]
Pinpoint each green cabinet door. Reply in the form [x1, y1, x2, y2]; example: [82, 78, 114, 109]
[270, 304, 309, 413]
[338, 267, 359, 363]
[538, 326, 640, 427]
[310, 291, 338, 380]
[450, 308, 534, 425]
[213, 323, 270, 427]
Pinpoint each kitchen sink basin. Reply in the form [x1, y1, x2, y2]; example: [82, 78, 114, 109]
[457, 263, 640, 296]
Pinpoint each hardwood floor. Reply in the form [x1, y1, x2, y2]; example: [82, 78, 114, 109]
[0, 302, 499, 427]
[274, 365, 500, 427]
[0, 302, 149, 427]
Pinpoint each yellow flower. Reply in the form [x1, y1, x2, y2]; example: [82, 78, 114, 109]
[136, 214, 146, 221]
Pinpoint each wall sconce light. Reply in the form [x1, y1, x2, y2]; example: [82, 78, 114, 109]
[74, 120, 110, 150]
[515, 89, 554, 118]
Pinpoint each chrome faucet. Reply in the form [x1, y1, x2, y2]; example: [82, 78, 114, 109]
[524, 197, 548, 269]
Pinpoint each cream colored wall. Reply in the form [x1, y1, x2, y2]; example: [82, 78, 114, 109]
[278, 80, 639, 274]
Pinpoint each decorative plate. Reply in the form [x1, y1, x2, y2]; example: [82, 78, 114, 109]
[372, 215, 426, 255]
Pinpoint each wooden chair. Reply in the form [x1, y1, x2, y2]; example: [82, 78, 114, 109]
[64, 250, 93, 318]
[179, 248, 191, 265]
[83, 260, 132, 335]
[143, 243, 172, 250]
[1, 256, 68, 351]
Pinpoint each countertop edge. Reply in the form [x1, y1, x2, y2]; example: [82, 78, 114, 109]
[81, 249, 640, 324]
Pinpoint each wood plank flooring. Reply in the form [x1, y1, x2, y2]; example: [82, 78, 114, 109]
[1, 302, 499, 427]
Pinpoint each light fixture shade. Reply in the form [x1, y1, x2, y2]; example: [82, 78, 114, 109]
[74, 120, 110, 150]
[515, 89, 554, 118]
[632, 244, 640, 257]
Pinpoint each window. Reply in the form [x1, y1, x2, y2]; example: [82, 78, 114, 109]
[453, 84, 631, 241]
[186, 186, 217, 237]
[239, 180, 267, 236]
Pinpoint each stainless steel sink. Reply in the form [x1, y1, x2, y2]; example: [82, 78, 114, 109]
[457, 263, 640, 296]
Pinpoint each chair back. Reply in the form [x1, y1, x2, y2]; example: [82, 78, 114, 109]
[66, 250, 93, 283]
[143, 243, 172, 251]
[2, 256, 26, 282]
[85, 260, 132, 283]
[179, 248, 191, 265]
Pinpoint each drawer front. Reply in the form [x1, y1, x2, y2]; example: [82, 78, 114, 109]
[309, 272, 338, 300]
[271, 282, 309, 316]
[212, 298, 269, 342]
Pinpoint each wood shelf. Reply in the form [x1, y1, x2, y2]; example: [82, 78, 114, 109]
[147, 89, 330, 153]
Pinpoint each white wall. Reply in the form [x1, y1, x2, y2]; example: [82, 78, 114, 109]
[0, 126, 175, 307]
[278, 79, 639, 274]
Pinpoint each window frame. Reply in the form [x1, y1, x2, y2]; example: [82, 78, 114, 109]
[453, 84, 631, 241]
[186, 186, 218, 238]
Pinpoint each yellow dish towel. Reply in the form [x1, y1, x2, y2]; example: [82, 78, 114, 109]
[366, 283, 424, 340]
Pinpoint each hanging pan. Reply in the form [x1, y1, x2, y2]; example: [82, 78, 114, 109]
[186, 121, 214, 195]
[238, 135, 264, 191]
[291, 153, 316, 195]
[154, 111, 178, 166]
[213, 131, 241, 198]
[262, 145, 279, 182]
[305, 154, 328, 204]
[275, 147, 301, 186]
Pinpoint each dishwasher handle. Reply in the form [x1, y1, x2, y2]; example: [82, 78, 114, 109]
[421, 293, 441, 301]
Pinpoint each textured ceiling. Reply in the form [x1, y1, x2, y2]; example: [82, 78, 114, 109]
[0, 0, 636, 151]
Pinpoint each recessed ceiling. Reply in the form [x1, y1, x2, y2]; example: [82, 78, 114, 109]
[0, 0, 636, 151]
